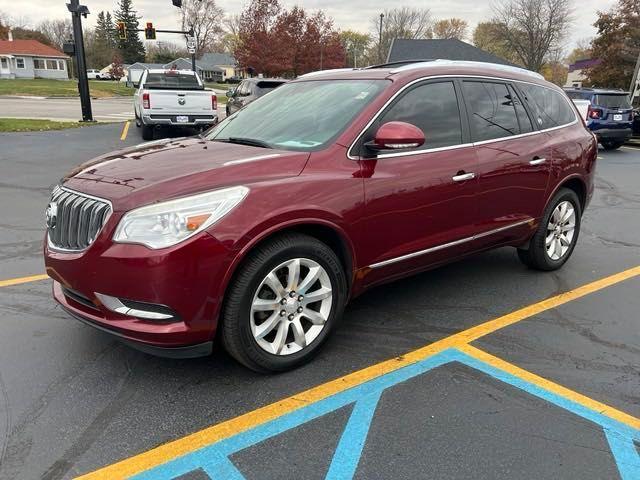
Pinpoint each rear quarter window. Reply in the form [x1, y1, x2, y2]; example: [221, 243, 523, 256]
[519, 84, 576, 129]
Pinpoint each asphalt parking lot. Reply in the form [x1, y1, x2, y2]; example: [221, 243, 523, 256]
[0, 124, 639, 480]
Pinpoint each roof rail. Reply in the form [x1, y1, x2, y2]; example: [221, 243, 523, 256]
[387, 59, 545, 80]
[364, 59, 435, 69]
[297, 68, 356, 79]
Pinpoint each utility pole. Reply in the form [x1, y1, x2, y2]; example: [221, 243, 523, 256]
[629, 50, 640, 106]
[67, 0, 94, 122]
[378, 13, 384, 64]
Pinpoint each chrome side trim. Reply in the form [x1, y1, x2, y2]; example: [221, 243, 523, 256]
[95, 293, 174, 320]
[347, 74, 578, 161]
[368, 218, 534, 269]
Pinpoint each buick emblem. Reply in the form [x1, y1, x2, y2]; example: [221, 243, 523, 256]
[45, 202, 58, 229]
[178, 98, 186, 105]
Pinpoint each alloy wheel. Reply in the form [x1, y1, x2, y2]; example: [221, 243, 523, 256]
[546, 200, 576, 261]
[250, 258, 333, 355]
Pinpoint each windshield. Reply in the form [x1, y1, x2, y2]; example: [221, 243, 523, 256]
[206, 79, 389, 151]
[144, 72, 203, 90]
[594, 94, 631, 109]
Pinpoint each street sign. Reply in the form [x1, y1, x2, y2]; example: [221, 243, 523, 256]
[188, 47, 196, 54]
[187, 37, 196, 49]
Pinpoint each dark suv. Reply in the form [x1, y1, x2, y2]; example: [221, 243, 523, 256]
[225, 78, 287, 116]
[565, 88, 633, 150]
[45, 61, 596, 372]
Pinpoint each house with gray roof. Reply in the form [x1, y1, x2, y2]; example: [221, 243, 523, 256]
[387, 38, 518, 67]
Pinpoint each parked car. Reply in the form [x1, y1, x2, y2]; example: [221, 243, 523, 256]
[44, 61, 596, 372]
[633, 109, 640, 136]
[225, 78, 287, 116]
[86, 69, 103, 80]
[564, 87, 633, 150]
[133, 69, 218, 140]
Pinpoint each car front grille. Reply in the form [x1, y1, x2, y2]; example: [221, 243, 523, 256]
[47, 186, 111, 252]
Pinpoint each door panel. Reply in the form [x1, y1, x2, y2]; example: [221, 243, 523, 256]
[358, 80, 480, 285]
[462, 80, 551, 235]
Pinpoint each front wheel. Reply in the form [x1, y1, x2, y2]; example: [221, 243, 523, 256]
[221, 233, 347, 372]
[517, 188, 581, 271]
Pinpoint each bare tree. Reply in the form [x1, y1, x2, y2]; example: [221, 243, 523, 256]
[38, 19, 73, 50]
[492, 0, 572, 72]
[369, 7, 433, 63]
[432, 18, 469, 40]
[179, 0, 225, 52]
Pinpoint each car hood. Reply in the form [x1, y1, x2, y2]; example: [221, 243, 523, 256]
[62, 137, 310, 211]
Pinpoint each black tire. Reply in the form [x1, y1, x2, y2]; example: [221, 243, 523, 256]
[602, 141, 623, 151]
[517, 188, 582, 271]
[221, 233, 347, 373]
[141, 124, 154, 141]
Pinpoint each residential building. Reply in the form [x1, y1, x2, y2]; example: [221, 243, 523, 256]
[0, 31, 69, 80]
[386, 38, 519, 67]
[564, 58, 602, 88]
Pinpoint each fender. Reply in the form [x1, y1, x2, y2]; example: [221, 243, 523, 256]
[544, 173, 588, 212]
[212, 214, 358, 319]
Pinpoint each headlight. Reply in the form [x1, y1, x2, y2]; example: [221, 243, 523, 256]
[113, 186, 249, 249]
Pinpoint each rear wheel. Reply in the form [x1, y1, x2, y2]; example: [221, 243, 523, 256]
[517, 188, 581, 271]
[602, 141, 623, 150]
[221, 233, 347, 372]
[141, 124, 154, 141]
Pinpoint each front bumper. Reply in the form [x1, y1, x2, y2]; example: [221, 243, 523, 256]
[45, 225, 234, 355]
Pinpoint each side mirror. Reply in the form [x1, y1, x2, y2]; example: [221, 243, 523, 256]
[366, 121, 425, 152]
[226, 89, 235, 98]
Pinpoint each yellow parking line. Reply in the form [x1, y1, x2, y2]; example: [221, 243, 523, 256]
[77, 265, 640, 480]
[0, 274, 49, 288]
[459, 344, 640, 430]
[120, 121, 130, 141]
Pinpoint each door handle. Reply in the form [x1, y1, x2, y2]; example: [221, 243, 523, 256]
[452, 172, 475, 182]
[529, 157, 547, 165]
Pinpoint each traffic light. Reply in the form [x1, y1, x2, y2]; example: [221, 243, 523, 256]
[145, 22, 156, 40]
[117, 21, 127, 40]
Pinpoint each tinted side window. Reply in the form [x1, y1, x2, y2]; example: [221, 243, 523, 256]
[519, 84, 576, 129]
[463, 81, 520, 141]
[378, 81, 463, 149]
[510, 85, 533, 134]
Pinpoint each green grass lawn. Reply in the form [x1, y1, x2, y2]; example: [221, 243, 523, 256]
[0, 118, 94, 132]
[0, 79, 133, 98]
[205, 82, 237, 91]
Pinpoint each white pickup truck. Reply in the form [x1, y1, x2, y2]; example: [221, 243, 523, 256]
[133, 69, 218, 140]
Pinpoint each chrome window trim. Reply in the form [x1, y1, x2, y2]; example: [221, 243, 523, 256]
[47, 186, 113, 254]
[368, 218, 534, 269]
[347, 74, 578, 161]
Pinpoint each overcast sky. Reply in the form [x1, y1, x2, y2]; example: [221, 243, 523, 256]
[0, 0, 615, 51]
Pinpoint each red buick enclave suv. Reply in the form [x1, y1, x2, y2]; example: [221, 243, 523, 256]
[44, 61, 597, 372]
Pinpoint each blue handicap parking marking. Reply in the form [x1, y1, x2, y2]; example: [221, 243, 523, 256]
[131, 348, 640, 480]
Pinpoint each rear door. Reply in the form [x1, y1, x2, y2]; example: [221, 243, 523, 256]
[359, 80, 480, 285]
[461, 79, 552, 242]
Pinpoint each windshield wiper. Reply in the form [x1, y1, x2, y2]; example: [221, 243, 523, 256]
[224, 137, 273, 149]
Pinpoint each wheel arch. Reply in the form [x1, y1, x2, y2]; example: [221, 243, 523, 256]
[218, 219, 356, 316]
[547, 175, 587, 212]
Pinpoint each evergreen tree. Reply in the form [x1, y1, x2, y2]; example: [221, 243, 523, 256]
[114, 0, 145, 64]
[87, 11, 118, 68]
